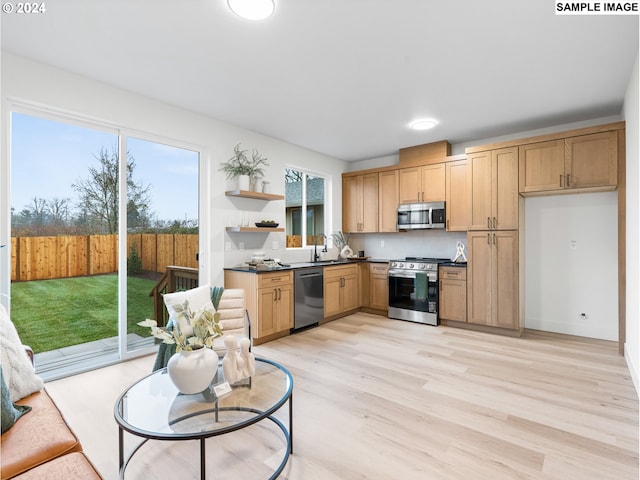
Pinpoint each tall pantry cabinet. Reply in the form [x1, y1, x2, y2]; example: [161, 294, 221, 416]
[466, 146, 521, 331]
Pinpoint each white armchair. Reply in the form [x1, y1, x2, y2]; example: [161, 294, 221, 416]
[210, 288, 252, 356]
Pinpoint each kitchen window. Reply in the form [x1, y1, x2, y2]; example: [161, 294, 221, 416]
[285, 168, 326, 248]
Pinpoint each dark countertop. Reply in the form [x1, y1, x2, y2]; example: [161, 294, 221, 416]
[439, 261, 467, 268]
[224, 258, 390, 273]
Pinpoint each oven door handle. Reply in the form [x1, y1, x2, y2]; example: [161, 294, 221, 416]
[388, 271, 416, 279]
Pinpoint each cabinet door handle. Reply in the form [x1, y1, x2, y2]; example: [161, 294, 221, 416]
[493, 233, 496, 245]
[560, 174, 563, 188]
[487, 217, 491, 229]
[493, 217, 497, 229]
[278, 288, 282, 300]
[566, 174, 570, 188]
[487, 233, 491, 245]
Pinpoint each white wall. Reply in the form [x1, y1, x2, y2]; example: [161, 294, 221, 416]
[0, 53, 348, 297]
[622, 51, 639, 393]
[524, 192, 618, 340]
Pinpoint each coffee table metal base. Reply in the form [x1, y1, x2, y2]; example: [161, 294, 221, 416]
[115, 358, 294, 480]
[118, 402, 293, 480]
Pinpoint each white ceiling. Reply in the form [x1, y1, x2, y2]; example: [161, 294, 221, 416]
[2, 0, 638, 162]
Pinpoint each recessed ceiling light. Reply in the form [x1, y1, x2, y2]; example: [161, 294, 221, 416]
[409, 119, 438, 131]
[227, 0, 275, 20]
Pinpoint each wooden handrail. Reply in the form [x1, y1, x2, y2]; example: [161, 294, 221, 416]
[149, 266, 199, 327]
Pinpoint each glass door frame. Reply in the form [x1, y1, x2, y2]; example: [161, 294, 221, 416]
[2, 101, 210, 369]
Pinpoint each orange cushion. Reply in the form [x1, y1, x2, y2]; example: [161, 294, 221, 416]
[1, 390, 81, 479]
[11, 452, 101, 480]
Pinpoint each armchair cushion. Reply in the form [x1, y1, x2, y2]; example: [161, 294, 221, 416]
[210, 289, 250, 355]
[162, 284, 215, 337]
[0, 304, 44, 402]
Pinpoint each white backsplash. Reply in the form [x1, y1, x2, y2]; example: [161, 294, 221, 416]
[349, 230, 467, 261]
[223, 229, 467, 267]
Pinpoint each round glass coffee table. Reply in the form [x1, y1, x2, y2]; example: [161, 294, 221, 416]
[114, 357, 293, 480]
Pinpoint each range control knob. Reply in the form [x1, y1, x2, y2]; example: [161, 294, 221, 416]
[419, 264, 427, 269]
[408, 263, 414, 269]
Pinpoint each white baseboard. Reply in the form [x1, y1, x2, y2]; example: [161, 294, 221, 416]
[624, 342, 639, 396]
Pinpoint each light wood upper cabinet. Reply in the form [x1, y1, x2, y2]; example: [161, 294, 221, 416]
[468, 147, 518, 231]
[519, 131, 618, 195]
[445, 159, 469, 231]
[343, 173, 379, 233]
[399, 164, 445, 204]
[378, 170, 399, 232]
[519, 140, 564, 193]
[422, 164, 446, 202]
[565, 131, 617, 190]
[398, 167, 421, 204]
[467, 231, 518, 330]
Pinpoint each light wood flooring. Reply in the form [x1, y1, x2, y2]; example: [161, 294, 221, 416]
[46, 313, 639, 479]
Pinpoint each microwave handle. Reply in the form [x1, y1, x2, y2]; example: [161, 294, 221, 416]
[428, 207, 433, 225]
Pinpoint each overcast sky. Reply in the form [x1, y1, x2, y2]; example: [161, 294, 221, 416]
[10, 112, 199, 224]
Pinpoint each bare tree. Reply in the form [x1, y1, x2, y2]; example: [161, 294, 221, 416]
[47, 197, 71, 225]
[73, 146, 150, 234]
[28, 197, 48, 226]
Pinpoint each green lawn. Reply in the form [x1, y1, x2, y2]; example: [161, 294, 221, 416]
[10, 274, 156, 353]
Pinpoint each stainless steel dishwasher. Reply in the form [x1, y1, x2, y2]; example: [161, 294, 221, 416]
[293, 268, 324, 330]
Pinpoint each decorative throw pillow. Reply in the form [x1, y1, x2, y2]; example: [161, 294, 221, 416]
[1, 367, 31, 433]
[162, 284, 215, 337]
[0, 304, 44, 402]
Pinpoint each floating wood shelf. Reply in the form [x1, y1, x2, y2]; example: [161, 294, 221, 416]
[225, 190, 284, 201]
[225, 226, 285, 233]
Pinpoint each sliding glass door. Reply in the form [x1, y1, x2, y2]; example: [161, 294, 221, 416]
[124, 137, 199, 354]
[9, 109, 201, 376]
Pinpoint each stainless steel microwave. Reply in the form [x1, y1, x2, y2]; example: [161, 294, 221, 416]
[397, 202, 446, 230]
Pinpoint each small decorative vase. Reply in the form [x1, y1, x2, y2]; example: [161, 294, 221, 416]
[254, 179, 263, 193]
[340, 245, 354, 259]
[237, 174, 250, 191]
[167, 347, 219, 395]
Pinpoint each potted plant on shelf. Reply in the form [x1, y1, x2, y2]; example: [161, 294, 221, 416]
[247, 148, 269, 191]
[220, 144, 251, 191]
[219, 144, 270, 191]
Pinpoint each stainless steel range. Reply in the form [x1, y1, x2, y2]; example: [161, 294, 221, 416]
[388, 257, 450, 326]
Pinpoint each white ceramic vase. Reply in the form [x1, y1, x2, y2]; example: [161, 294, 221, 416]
[167, 347, 219, 395]
[237, 174, 250, 191]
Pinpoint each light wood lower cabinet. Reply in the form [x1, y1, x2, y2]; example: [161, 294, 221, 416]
[224, 270, 293, 340]
[369, 263, 389, 311]
[439, 266, 467, 322]
[467, 230, 519, 330]
[324, 264, 359, 317]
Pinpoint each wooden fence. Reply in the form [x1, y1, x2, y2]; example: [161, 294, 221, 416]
[10, 233, 198, 281]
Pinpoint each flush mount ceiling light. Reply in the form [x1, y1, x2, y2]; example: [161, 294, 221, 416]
[409, 119, 438, 131]
[227, 0, 275, 20]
